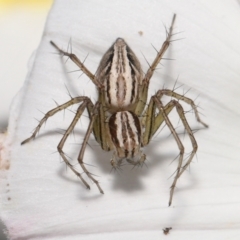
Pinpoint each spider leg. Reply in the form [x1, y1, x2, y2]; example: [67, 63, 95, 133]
[77, 102, 104, 194]
[152, 97, 185, 206]
[156, 89, 208, 128]
[136, 14, 176, 115]
[143, 14, 176, 85]
[171, 101, 198, 179]
[142, 86, 208, 205]
[21, 96, 93, 145]
[50, 41, 102, 88]
[165, 99, 198, 206]
[57, 99, 95, 190]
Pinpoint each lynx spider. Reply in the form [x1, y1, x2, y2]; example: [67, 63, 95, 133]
[22, 14, 208, 206]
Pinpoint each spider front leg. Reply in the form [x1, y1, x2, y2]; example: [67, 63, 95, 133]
[143, 14, 176, 84]
[136, 14, 176, 115]
[50, 41, 102, 88]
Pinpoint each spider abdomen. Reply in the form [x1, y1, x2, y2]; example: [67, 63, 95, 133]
[109, 111, 142, 159]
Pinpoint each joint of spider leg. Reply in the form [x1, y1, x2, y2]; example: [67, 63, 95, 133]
[57, 147, 67, 157]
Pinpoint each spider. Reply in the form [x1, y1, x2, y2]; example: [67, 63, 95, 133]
[21, 14, 208, 206]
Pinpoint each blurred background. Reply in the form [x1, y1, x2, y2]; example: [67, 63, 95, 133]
[0, 0, 53, 130]
[0, 0, 53, 238]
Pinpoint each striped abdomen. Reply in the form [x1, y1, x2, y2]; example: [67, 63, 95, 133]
[108, 111, 142, 159]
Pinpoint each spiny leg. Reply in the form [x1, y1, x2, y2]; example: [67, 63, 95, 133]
[152, 97, 185, 206]
[142, 86, 208, 146]
[154, 96, 198, 206]
[173, 101, 198, 178]
[21, 96, 93, 145]
[57, 99, 95, 190]
[156, 89, 208, 128]
[136, 14, 176, 115]
[77, 102, 104, 194]
[143, 14, 176, 84]
[50, 41, 102, 88]
[166, 100, 198, 206]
